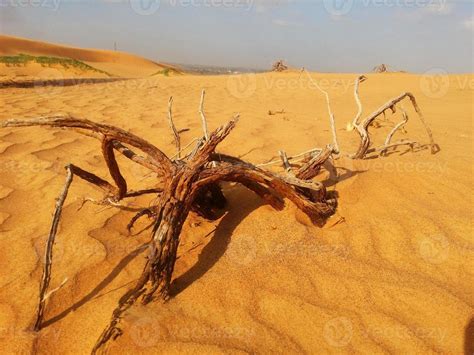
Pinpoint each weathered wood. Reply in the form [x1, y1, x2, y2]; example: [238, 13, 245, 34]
[304, 70, 340, 154]
[296, 145, 333, 181]
[279, 150, 292, 172]
[380, 107, 409, 156]
[34, 166, 73, 331]
[1, 115, 175, 179]
[167, 96, 181, 158]
[102, 137, 128, 199]
[349, 77, 439, 159]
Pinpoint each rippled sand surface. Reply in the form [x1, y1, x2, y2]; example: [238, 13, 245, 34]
[0, 70, 472, 354]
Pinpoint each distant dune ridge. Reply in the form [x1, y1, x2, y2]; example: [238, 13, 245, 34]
[0, 34, 181, 78]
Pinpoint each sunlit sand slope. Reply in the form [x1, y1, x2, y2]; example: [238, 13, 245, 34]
[0, 34, 179, 78]
[0, 72, 472, 354]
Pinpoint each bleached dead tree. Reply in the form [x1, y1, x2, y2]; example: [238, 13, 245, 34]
[350, 75, 439, 159]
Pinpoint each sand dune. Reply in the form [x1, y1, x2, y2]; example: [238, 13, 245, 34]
[0, 34, 180, 78]
[0, 71, 472, 354]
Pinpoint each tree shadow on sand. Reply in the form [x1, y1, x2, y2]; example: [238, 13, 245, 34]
[465, 316, 474, 355]
[170, 185, 264, 297]
[42, 242, 148, 328]
[42, 185, 264, 327]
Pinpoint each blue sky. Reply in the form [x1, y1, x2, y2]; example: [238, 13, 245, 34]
[1, 0, 472, 72]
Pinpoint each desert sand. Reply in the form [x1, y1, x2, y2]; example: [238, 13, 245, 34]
[0, 37, 473, 354]
[0, 34, 179, 78]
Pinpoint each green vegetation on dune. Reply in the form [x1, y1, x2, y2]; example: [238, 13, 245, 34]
[150, 67, 182, 77]
[0, 53, 112, 76]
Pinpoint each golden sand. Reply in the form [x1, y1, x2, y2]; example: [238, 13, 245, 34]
[0, 36, 473, 354]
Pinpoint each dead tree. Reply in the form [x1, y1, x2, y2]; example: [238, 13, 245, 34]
[1, 112, 336, 353]
[350, 75, 439, 159]
[272, 60, 288, 72]
[373, 64, 388, 73]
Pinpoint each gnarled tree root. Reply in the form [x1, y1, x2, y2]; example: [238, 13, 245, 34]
[1, 114, 335, 354]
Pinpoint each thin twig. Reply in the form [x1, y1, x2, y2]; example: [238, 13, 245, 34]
[380, 107, 409, 155]
[304, 70, 340, 154]
[199, 89, 209, 141]
[171, 137, 199, 160]
[279, 150, 292, 172]
[167, 96, 181, 159]
[43, 277, 68, 302]
[257, 148, 322, 168]
[35, 166, 73, 331]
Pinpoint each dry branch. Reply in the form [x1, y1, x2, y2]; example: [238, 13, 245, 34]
[167, 96, 181, 159]
[199, 89, 209, 141]
[279, 150, 292, 172]
[268, 109, 285, 116]
[349, 76, 439, 159]
[296, 145, 333, 181]
[34, 166, 73, 331]
[1, 116, 175, 179]
[304, 70, 340, 154]
[380, 107, 409, 156]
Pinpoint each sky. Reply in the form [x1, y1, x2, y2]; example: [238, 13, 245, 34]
[0, 0, 473, 73]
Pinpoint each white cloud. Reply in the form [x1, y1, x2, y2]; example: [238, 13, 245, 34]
[463, 16, 474, 31]
[395, 0, 456, 22]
